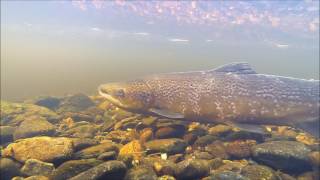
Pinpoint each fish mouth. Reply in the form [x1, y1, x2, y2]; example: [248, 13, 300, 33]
[98, 85, 128, 108]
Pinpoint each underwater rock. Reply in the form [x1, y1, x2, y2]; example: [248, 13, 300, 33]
[225, 129, 268, 142]
[208, 158, 224, 170]
[57, 93, 95, 113]
[208, 124, 233, 136]
[32, 96, 61, 110]
[97, 151, 117, 161]
[21, 159, 55, 177]
[145, 138, 187, 155]
[124, 165, 157, 180]
[0, 158, 22, 179]
[175, 159, 210, 180]
[192, 151, 214, 160]
[0, 126, 15, 144]
[152, 159, 177, 176]
[24, 176, 50, 180]
[73, 142, 119, 159]
[50, 159, 102, 180]
[308, 151, 320, 167]
[69, 160, 127, 180]
[139, 128, 154, 143]
[72, 138, 99, 152]
[157, 175, 176, 180]
[194, 135, 218, 147]
[0, 101, 60, 126]
[2, 136, 73, 163]
[155, 125, 185, 139]
[240, 165, 279, 180]
[13, 116, 56, 140]
[104, 130, 135, 144]
[252, 141, 312, 172]
[204, 171, 249, 180]
[225, 140, 256, 159]
[214, 160, 248, 173]
[63, 124, 98, 138]
[204, 141, 229, 159]
[297, 171, 319, 180]
[118, 140, 145, 162]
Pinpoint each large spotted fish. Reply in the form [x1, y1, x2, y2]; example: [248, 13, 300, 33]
[99, 63, 320, 137]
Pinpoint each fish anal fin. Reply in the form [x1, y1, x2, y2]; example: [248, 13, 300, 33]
[212, 62, 257, 74]
[149, 108, 184, 119]
[226, 121, 267, 134]
[294, 120, 319, 138]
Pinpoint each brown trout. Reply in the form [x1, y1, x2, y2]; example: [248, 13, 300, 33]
[98, 63, 320, 137]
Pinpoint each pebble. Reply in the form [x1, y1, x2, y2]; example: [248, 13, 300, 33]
[21, 159, 55, 176]
[145, 138, 187, 155]
[69, 160, 127, 180]
[2, 136, 73, 163]
[74, 142, 119, 159]
[175, 159, 210, 180]
[124, 165, 157, 180]
[252, 141, 312, 171]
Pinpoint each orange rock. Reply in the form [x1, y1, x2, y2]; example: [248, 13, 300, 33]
[118, 140, 145, 161]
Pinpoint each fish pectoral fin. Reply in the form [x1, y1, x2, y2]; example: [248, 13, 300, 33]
[226, 122, 268, 134]
[149, 108, 184, 119]
[211, 62, 257, 74]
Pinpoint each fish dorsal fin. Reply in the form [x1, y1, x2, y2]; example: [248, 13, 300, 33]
[212, 62, 257, 74]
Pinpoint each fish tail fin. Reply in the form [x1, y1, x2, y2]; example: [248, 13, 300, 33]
[294, 120, 320, 138]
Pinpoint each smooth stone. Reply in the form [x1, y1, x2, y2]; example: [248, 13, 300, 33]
[57, 93, 95, 113]
[64, 124, 98, 138]
[97, 151, 117, 161]
[208, 124, 233, 136]
[194, 135, 218, 147]
[24, 176, 50, 180]
[157, 175, 176, 180]
[204, 141, 229, 159]
[252, 141, 312, 172]
[0, 126, 15, 144]
[13, 116, 55, 140]
[308, 151, 320, 167]
[193, 151, 214, 160]
[51, 159, 102, 180]
[33, 96, 61, 110]
[145, 138, 187, 155]
[155, 125, 185, 139]
[21, 159, 54, 176]
[124, 166, 157, 180]
[205, 171, 249, 180]
[225, 140, 256, 159]
[0, 158, 22, 179]
[72, 138, 99, 152]
[225, 129, 269, 142]
[175, 159, 210, 180]
[152, 159, 177, 176]
[241, 165, 280, 180]
[69, 160, 127, 180]
[2, 136, 73, 163]
[0, 101, 59, 126]
[73, 142, 119, 159]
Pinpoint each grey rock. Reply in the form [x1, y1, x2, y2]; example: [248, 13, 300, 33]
[73, 142, 119, 159]
[175, 159, 210, 180]
[145, 138, 187, 155]
[252, 141, 312, 171]
[21, 159, 54, 176]
[51, 159, 102, 180]
[72, 138, 99, 152]
[0, 158, 22, 179]
[205, 171, 249, 180]
[0, 126, 15, 144]
[33, 96, 61, 110]
[13, 116, 55, 140]
[241, 165, 280, 180]
[69, 160, 127, 180]
[57, 94, 94, 113]
[97, 151, 117, 161]
[124, 166, 157, 180]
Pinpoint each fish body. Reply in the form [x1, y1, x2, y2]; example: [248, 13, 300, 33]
[99, 63, 320, 136]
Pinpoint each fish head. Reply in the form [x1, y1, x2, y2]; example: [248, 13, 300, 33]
[98, 80, 154, 111]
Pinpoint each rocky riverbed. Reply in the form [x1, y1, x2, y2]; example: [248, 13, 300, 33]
[1, 94, 319, 180]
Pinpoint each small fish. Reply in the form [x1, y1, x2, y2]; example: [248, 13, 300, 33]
[99, 62, 320, 137]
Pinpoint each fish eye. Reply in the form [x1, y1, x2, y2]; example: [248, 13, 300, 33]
[115, 89, 125, 98]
